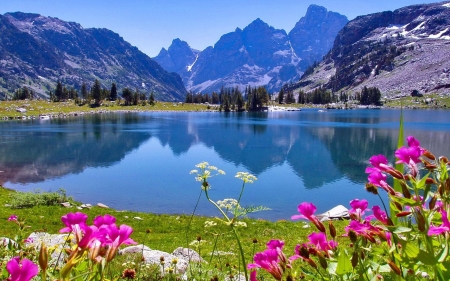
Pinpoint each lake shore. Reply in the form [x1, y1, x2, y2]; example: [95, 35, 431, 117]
[1, 96, 449, 121]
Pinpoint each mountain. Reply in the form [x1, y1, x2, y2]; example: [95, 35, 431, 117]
[294, 1, 450, 97]
[0, 12, 186, 101]
[153, 5, 348, 94]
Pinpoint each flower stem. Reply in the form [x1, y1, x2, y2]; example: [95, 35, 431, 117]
[232, 226, 248, 281]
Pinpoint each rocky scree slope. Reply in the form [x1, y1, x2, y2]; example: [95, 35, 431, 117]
[294, 1, 450, 97]
[153, 5, 347, 94]
[0, 12, 186, 101]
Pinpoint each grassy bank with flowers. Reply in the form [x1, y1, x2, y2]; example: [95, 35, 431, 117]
[0, 185, 350, 280]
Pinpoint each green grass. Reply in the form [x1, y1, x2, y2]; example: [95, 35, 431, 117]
[0, 100, 218, 119]
[385, 93, 450, 109]
[0, 186, 350, 279]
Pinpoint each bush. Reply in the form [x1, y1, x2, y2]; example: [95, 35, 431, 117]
[9, 189, 72, 208]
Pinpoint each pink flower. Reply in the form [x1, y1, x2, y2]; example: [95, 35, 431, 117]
[6, 257, 39, 281]
[368, 154, 390, 172]
[407, 136, 421, 148]
[349, 199, 369, 221]
[367, 170, 389, 189]
[266, 239, 284, 250]
[291, 202, 326, 232]
[372, 206, 389, 225]
[93, 214, 116, 228]
[8, 215, 18, 221]
[23, 238, 34, 244]
[248, 249, 283, 280]
[59, 212, 88, 233]
[428, 209, 450, 236]
[105, 224, 136, 248]
[307, 232, 337, 252]
[291, 202, 316, 221]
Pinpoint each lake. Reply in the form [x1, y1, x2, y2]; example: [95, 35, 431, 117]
[1, 108, 449, 221]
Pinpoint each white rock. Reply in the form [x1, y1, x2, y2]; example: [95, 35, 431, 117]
[172, 247, 204, 262]
[316, 205, 349, 221]
[97, 203, 109, 208]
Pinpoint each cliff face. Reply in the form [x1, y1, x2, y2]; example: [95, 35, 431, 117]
[154, 5, 348, 93]
[0, 12, 186, 101]
[295, 1, 450, 96]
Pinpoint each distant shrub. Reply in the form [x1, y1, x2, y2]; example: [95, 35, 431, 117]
[9, 188, 72, 208]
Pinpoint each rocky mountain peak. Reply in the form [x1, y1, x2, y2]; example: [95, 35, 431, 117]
[295, 1, 450, 97]
[154, 5, 347, 94]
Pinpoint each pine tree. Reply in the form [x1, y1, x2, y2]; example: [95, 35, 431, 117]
[55, 81, 63, 102]
[122, 88, 133, 105]
[278, 88, 284, 104]
[81, 83, 88, 103]
[149, 91, 155, 105]
[92, 79, 102, 106]
[110, 83, 118, 101]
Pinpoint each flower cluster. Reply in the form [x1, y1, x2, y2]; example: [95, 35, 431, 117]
[249, 136, 450, 280]
[4, 212, 136, 281]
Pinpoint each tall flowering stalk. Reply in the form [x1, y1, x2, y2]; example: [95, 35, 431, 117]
[190, 162, 268, 281]
[249, 136, 450, 280]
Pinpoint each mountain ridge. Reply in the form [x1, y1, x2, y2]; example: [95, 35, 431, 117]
[293, 1, 450, 97]
[153, 5, 348, 94]
[0, 12, 187, 101]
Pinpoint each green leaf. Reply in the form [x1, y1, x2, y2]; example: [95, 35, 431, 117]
[336, 250, 352, 275]
[438, 236, 449, 263]
[390, 195, 421, 207]
[386, 226, 412, 234]
[417, 249, 438, 265]
[415, 172, 430, 190]
[392, 108, 404, 224]
[404, 243, 419, 258]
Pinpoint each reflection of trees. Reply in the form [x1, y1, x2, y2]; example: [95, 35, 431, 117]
[0, 114, 151, 184]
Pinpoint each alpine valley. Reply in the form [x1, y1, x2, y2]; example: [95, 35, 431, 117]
[153, 5, 348, 94]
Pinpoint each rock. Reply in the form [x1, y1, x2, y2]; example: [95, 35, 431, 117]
[97, 203, 109, 208]
[172, 247, 204, 263]
[120, 245, 189, 274]
[26, 232, 74, 266]
[81, 204, 92, 209]
[0, 237, 18, 247]
[133, 216, 143, 220]
[316, 205, 349, 221]
[119, 244, 152, 254]
[60, 202, 71, 208]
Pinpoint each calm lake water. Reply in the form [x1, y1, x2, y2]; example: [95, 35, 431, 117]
[1, 109, 449, 221]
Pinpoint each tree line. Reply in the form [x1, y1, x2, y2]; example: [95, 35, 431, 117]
[11, 79, 156, 106]
[185, 86, 270, 112]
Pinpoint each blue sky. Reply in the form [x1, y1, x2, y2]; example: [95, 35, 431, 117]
[0, 0, 441, 57]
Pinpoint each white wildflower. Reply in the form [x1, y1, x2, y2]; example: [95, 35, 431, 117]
[235, 172, 257, 183]
[204, 220, 217, 228]
[234, 221, 247, 228]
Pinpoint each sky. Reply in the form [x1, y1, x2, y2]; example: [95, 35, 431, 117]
[0, 0, 442, 57]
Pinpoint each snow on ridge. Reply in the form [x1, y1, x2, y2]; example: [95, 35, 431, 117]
[429, 28, 449, 39]
[387, 24, 402, 30]
[443, 3, 450, 8]
[187, 54, 199, 72]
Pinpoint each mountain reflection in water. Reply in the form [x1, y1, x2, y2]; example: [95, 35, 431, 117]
[1, 109, 449, 220]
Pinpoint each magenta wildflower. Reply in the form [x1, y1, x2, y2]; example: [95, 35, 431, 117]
[266, 239, 284, 250]
[291, 202, 326, 232]
[23, 237, 34, 244]
[368, 154, 390, 172]
[372, 206, 389, 225]
[93, 214, 116, 228]
[291, 202, 317, 221]
[349, 199, 369, 221]
[248, 249, 283, 280]
[428, 209, 450, 236]
[307, 232, 337, 252]
[104, 224, 136, 248]
[367, 170, 390, 190]
[6, 257, 39, 281]
[8, 215, 18, 221]
[59, 212, 88, 233]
